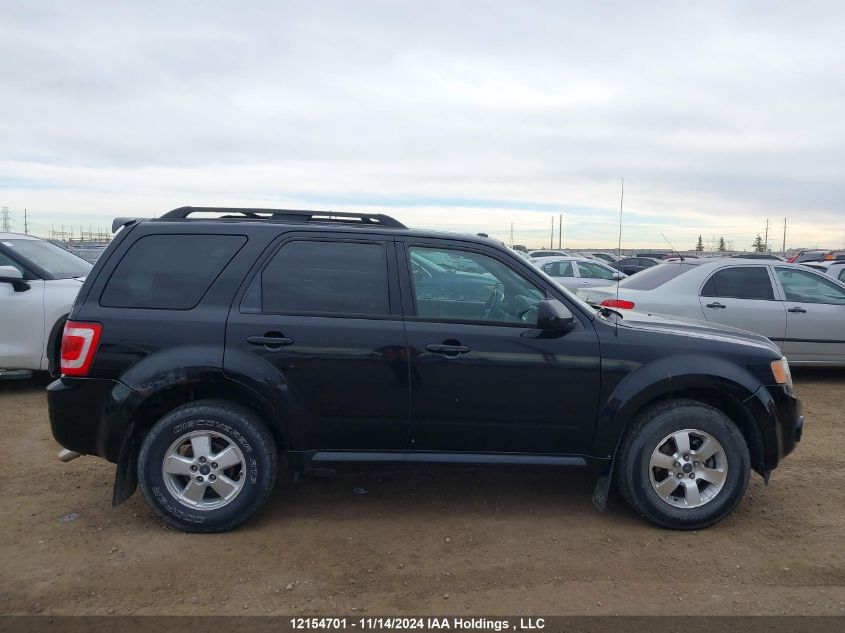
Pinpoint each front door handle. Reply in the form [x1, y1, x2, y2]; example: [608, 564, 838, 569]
[787, 306, 807, 313]
[425, 343, 471, 357]
[706, 302, 726, 309]
[247, 334, 294, 349]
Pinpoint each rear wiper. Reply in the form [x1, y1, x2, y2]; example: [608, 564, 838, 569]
[588, 302, 624, 319]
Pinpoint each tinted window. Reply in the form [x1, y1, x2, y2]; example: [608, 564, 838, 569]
[619, 262, 697, 290]
[541, 261, 574, 277]
[701, 267, 774, 300]
[101, 234, 245, 309]
[775, 268, 845, 305]
[638, 258, 659, 267]
[839, 269, 845, 283]
[577, 261, 615, 280]
[262, 241, 389, 315]
[410, 246, 544, 324]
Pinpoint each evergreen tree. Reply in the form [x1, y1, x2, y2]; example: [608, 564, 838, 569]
[718, 236, 726, 252]
[752, 234, 766, 252]
[695, 235, 704, 252]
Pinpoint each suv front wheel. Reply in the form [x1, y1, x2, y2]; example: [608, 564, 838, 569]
[137, 400, 277, 532]
[616, 399, 750, 530]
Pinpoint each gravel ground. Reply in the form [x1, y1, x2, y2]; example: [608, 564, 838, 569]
[1, 370, 843, 616]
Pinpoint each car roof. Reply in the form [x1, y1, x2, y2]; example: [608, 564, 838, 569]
[0, 232, 39, 241]
[121, 208, 511, 248]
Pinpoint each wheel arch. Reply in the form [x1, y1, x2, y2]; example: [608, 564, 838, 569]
[111, 374, 289, 506]
[593, 356, 770, 476]
[45, 313, 69, 376]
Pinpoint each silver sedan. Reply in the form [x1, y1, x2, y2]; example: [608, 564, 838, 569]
[576, 258, 845, 366]
[532, 256, 626, 291]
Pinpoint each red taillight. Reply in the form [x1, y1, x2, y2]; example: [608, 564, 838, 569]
[601, 298, 636, 310]
[60, 321, 103, 377]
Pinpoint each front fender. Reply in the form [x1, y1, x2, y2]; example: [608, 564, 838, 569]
[592, 354, 765, 459]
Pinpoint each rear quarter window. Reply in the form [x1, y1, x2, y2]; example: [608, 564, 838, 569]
[618, 262, 697, 290]
[100, 234, 246, 309]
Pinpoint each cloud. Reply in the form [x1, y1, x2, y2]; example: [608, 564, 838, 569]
[1, 0, 843, 248]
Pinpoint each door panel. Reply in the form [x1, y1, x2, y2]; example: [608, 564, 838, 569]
[774, 267, 845, 363]
[0, 279, 45, 369]
[402, 243, 601, 454]
[224, 236, 410, 450]
[698, 266, 787, 346]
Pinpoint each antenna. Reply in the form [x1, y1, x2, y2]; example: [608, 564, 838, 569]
[660, 233, 684, 261]
[614, 178, 624, 334]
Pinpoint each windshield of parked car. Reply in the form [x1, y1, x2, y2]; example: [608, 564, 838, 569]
[618, 262, 698, 290]
[1, 239, 92, 279]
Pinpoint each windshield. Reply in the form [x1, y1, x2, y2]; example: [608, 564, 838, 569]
[618, 262, 697, 290]
[2, 239, 92, 279]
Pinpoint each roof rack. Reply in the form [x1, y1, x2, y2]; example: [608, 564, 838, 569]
[160, 206, 407, 229]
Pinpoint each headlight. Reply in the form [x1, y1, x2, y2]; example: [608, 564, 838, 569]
[770, 357, 793, 390]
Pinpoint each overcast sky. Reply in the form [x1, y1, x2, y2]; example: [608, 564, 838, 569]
[1, 0, 843, 249]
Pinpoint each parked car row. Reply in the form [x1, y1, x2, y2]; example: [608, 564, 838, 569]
[576, 258, 845, 365]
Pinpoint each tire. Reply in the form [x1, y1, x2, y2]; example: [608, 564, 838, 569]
[137, 399, 277, 533]
[615, 398, 750, 530]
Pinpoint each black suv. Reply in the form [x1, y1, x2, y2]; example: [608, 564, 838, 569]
[48, 207, 803, 532]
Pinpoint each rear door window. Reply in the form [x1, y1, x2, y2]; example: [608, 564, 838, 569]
[101, 234, 246, 309]
[261, 240, 389, 316]
[700, 266, 775, 301]
[541, 261, 574, 277]
[577, 261, 615, 280]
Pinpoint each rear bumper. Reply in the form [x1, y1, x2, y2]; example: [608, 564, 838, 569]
[47, 376, 139, 463]
[745, 384, 802, 470]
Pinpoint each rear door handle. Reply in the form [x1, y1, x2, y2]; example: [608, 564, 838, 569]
[787, 306, 807, 313]
[247, 334, 294, 349]
[425, 343, 471, 356]
[706, 302, 726, 309]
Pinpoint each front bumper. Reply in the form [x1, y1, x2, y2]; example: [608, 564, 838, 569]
[47, 377, 138, 463]
[745, 384, 802, 470]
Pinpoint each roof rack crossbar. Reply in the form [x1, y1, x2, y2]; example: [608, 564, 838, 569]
[161, 206, 406, 228]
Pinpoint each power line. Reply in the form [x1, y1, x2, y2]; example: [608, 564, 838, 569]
[1, 207, 12, 232]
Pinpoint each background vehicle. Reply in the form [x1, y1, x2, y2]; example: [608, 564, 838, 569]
[532, 255, 625, 291]
[528, 249, 572, 258]
[582, 252, 620, 263]
[577, 259, 845, 365]
[0, 233, 91, 378]
[788, 250, 828, 263]
[611, 256, 662, 275]
[48, 207, 801, 533]
[729, 253, 785, 261]
[803, 260, 845, 282]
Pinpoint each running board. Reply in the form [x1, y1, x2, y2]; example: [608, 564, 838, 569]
[308, 451, 588, 467]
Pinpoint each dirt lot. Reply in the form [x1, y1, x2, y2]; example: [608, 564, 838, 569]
[1, 371, 843, 616]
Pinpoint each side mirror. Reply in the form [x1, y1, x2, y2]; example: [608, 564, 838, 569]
[0, 265, 30, 292]
[537, 299, 576, 331]
[612, 271, 625, 280]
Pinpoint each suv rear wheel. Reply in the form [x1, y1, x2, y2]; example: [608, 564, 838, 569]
[616, 399, 750, 530]
[137, 399, 277, 532]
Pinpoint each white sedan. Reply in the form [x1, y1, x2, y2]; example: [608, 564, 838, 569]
[532, 255, 626, 291]
[577, 258, 845, 366]
[0, 233, 92, 378]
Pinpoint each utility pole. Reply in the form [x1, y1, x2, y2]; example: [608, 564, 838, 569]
[510, 222, 514, 248]
[1, 207, 11, 232]
[24, 209, 29, 235]
[558, 214, 562, 249]
[550, 216, 554, 249]
[782, 218, 787, 254]
[764, 218, 770, 251]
